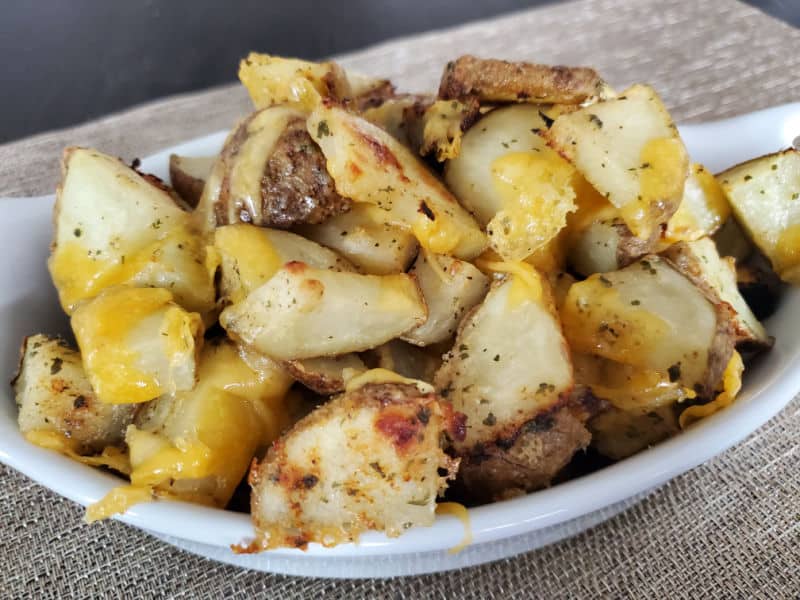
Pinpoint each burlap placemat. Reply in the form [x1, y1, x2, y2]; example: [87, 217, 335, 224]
[1, 0, 798, 597]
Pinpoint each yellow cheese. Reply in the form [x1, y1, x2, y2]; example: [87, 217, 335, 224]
[214, 224, 283, 303]
[436, 501, 473, 554]
[487, 150, 576, 260]
[621, 137, 688, 238]
[477, 260, 545, 308]
[71, 287, 203, 404]
[664, 164, 730, 243]
[679, 351, 744, 428]
[24, 430, 131, 475]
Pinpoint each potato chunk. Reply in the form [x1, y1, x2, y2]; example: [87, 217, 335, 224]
[247, 379, 460, 550]
[214, 224, 352, 304]
[14, 335, 136, 454]
[438, 55, 607, 104]
[307, 104, 486, 259]
[404, 98, 480, 161]
[87, 340, 295, 521]
[402, 250, 489, 346]
[546, 84, 689, 239]
[662, 163, 730, 245]
[661, 238, 769, 348]
[168, 154, 215, 208]
[71, 287, 204, 404]
[435, 265, 573, 452]
[238, 53, 351, 110]
[220, 262, 427, 360]
[49, 148, 216, 315]
[198, 107, 351, 230]
[718, 148, 800, 283]
[561, 256, 734, 395]
[295, 204, 418, 275]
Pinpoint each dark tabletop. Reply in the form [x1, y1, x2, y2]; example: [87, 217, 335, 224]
[1, 0, 797, 144]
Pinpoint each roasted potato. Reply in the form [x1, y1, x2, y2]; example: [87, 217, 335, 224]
[220, 262, 427, 360]
[718, 148, 800, 283]
[214, 223, 353, 304]
[71, 286, 204, 405]
[168, 154, 215, 207]
[87, 339, 295, 521]
[362, 95, 433, 145]
[435, 265, 573, 452]
[589, 404, 679, 460]
[402, 250, 489, 346]
[198, 107, 351, 230]
[295, 204, 419, 275]
[49, 148, 216, 315]
[444, 104, 577, 260]
[307, 103, 486, 260]
[438, 55, 607, 105]
[238, 52, 351, 111]
[404, 98, 480, 161]
[661, 163, 730, 246]
[546, 84, 689, 239]
[661, 238, 770, 348]
[14, 335, 137, 455]
[284, 354, 367, 395]
[561, 256, 735, 396]
[246, 378, 460, 550]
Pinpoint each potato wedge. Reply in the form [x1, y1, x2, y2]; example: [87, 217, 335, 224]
[661, 163, 730, 246]
[49, 148, 216, 315]
[220, 262, 427, 360]
[661, 238, 770, 348]
[214, 224, 352, 304]
[438, 55, 607, 104]
[561, 256, 735, 395]
[434, 266, 573, 452]
[307, 103, 486, 259]
[404, 98, 480, 161]
[238, 52, 351, 111]
[295, 204, 418, 275]
[14, 335, 137, 454]
[284, 354, 367, 395]
[718, 148, 800, 283]
[546, 84, 689, 239]
[362, 95, 433, 145]
[87, 340, 295, 521]
[198, 107, 350, 230]
[71, 287, 204, 404]
[443, 104, 576, 260]
[402, 250, 489, 346]
[168, 154, 215, 208]
[247, 379, 460, 550]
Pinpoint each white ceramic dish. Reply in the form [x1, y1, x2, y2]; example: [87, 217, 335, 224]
[2, 104, 799, 579]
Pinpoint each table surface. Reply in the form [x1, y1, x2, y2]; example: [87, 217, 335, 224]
[1, 0, 799, 597]
[1, 0, 798, 144]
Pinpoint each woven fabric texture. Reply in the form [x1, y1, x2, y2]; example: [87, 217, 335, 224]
[1, 0, 799, 597]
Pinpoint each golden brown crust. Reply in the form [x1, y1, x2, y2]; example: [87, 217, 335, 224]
[438, 55, 605, 104]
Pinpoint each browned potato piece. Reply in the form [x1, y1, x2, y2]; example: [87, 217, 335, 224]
[660, 163, 730, 246]
[661, 238, 770, 348]
[220, 262, 427, 360]
[49, 148, 216, 316]
[362, 95, 434, 145]
[546, 85, 689, 239]
[168, 154, 215, 208]
[457, 398, 600, 502]
[296, 204, 418, 275]
[284, 354, 368, 395]
[561, 256, 735, 396]
[307, 104, 486, 260]
[718, 148, 800, 283]
[14, 335, 136, 455]
[404, 98, 480, 161]
[438, 55, 607, 104]
[198, 107, 351, 230]
[589, 404, 679, 460]
[402, 250, 490, 346]
[246, 379, 461, 550]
